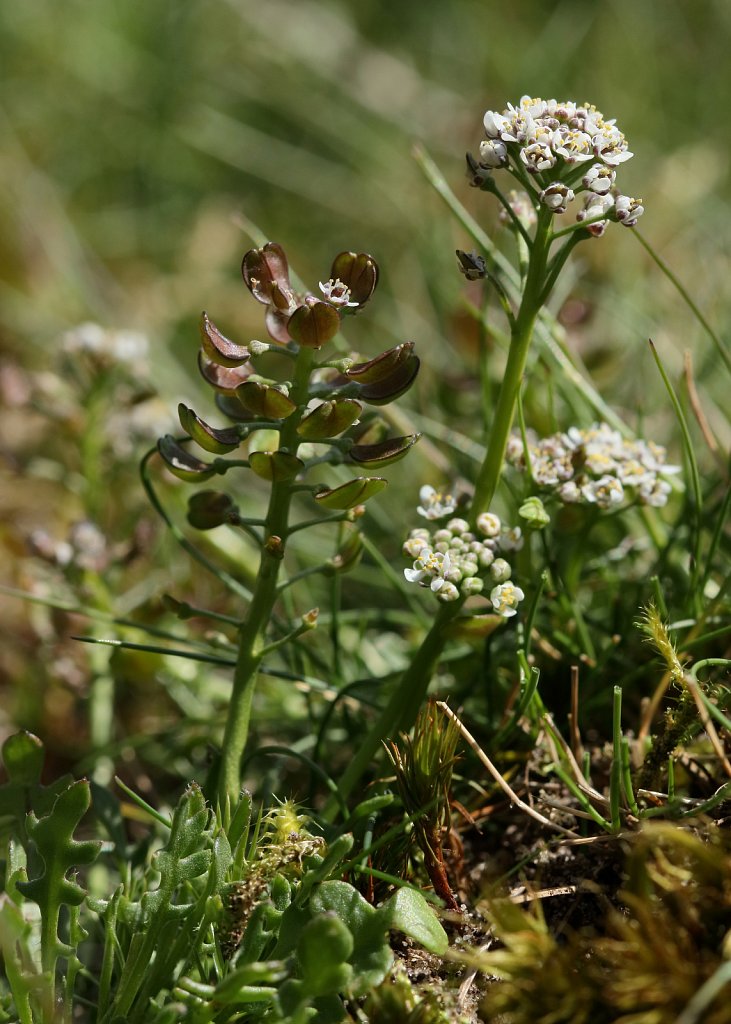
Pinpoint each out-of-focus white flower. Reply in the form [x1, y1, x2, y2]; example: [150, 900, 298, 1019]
[446, 517, 470, 536]
[498, 190, 538, 229]
[417, 485, 457, 521]
[559, 480, 582, 503]
[539, 182, 575, 214]
[490, 582, 525, 617]
[507, 423, 677, 509]
[500, 526, 524, 552]
[639, 478, 673, 507]
[581, 475, 625, 508]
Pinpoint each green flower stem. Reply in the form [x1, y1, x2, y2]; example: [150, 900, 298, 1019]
[217, 347, 315, 805]
[323, 601, 458, 820]
[470, 206, 554, 524]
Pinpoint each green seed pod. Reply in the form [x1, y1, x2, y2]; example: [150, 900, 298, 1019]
[314, 477, 387, 509]
[249, 450, 304, 482]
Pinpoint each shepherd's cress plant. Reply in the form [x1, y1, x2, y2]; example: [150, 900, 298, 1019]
[7, 90, 724, 1024]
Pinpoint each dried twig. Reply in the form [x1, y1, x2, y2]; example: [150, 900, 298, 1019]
[437, 702, 579, 839]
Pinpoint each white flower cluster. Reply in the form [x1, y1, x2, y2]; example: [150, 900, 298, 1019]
[403, 511, 525, 616]
[478, 96, 643, 235]
[506, 423, 679, 509]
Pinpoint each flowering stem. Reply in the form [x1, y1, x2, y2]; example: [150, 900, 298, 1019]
[217, 347, 314, 805]
[470, 206, 554, 523]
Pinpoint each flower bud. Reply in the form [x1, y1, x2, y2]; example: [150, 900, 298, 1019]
[539, 182, 575, 214]
[490, 558, 512, 583]
[476, 512, 501, 538]
[479, 139, 508, 168]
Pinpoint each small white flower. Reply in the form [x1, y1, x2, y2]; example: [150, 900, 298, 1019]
[520, 142, 556, 173]
[552, 128, 594, 164]
[593, 126, 633, 166]
[577, 192, 614, 236]
[403, 531, 431, 559]
[318, 278, 358, 307]
[437, 581, 461, 603]
[446, 517, 470, 536]
[558, 480, 582, 503]
[500, 526, 524, 552]
[581, 475, 624, 508]
[638, 478, 672, 507]
[483, 109, 510, 139]
[417, 485, 457, 521]
[614, 195, 644, 226]
[404, 547, 452, 592]
[479, 138, 508, 168]
[490, 582, 525, 618]
[539, 182, 575, 214]
[476, 512, 501, 538]
[582, 163, 615, 195]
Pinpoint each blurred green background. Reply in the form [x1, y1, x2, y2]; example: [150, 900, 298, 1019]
[1, 0, 729, 783]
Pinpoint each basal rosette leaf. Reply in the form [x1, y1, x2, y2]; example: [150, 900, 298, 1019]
[17, 780, 101, 972]
[0, 733, 74, 848]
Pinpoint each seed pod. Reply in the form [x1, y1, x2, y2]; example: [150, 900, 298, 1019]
[236, 381, 297, 419]
[349, 433, 420, 468]
[178, 404, 241, 454]
[314, 477, 387, 509]
[297, 399, 362, 440]
[346, 342, 415, 384]
[357, 354, 420, 405]
[158, 435, 216, 482]
[328, 251, 379, 308]
[187, 491, 239, 530]
[241, 243, 295, 307]
[287, 300, 340, 349]
[249, 450, 304, 482]
[198, 352, 252, 395]
[199, 312, 250, 367]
